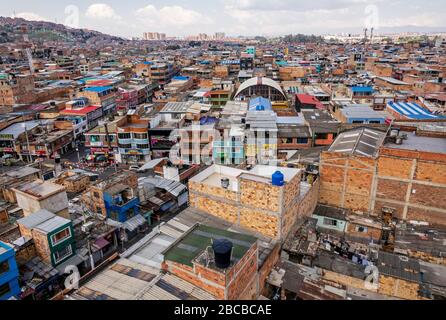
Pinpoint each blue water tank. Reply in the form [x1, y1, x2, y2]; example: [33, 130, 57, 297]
[272, 171, 284, 186]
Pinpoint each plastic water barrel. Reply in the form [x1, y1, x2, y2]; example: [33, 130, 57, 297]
[272, 171, 284, 186]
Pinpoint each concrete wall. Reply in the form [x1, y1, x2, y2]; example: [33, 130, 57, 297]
[319, 148, 446, 226]
[15, 191, 69, 217]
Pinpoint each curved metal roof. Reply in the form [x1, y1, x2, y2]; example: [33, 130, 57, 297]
[234, 77, 286, 99]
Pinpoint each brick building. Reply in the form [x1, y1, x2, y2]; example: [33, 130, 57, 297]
[189, 164, 319, 240]
[319, 127, 446, 226]
[162, 224, 258, 300]
[0, 73, 35, 106]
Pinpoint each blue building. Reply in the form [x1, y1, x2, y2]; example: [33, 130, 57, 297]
[0, 241, 20, 300]
[350, 86, 374, 98]
[103, 187, 140, 223]
[248, 97, 273, 111]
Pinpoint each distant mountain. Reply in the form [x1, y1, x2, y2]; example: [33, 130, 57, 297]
[0, 16, 126, 44]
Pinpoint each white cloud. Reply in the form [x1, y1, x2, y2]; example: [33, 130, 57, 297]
[135, 5, 213, 28]
[15, 12, 50, 22]
[85, 3, 121, 20]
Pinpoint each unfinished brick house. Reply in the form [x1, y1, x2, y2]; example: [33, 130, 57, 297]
[189, 164, 319, 240]
[319, 127, 446, 226]
[162, 224, 258, 300]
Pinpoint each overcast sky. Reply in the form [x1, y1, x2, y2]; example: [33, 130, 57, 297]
[1, 0, 445, 38]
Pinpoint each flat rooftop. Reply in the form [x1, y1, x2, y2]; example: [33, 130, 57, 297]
[15, 180, 65, 199]
[163, 224, 257, 269]
[191, 165, 301, 192]
[385, 134, 446, 154]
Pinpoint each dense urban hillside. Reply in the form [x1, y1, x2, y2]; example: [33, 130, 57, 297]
[0, 16, 125, 44]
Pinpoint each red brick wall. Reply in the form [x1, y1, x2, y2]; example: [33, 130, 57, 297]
[319, 149, 446, 225]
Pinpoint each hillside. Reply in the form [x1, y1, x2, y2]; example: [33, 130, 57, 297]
[0, 16, 126, 44]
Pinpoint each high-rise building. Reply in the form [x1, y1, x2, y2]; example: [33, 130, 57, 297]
[215, 32, 226, 40]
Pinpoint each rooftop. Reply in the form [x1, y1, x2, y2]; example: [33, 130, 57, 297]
[339, 106, 387, 121]
[17, 209, 56, 230]
[385, 133, 446, 154]
[329, 127, 387, 158]
[83, 86, 113, 93]
[35, 215, 71, 234]
[387, 101, 444, 120]
[0, 121, 41, 139]
[61, 105, 101, 115]
[0, 241, 12, 256]
[163, 224, 257, 269]
[191, 164, 301, 192]
[160, 101, 193, 114]
[15, 180, 66, 199]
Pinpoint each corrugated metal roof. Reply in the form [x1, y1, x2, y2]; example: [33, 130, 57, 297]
[161, 101, 193, 113]
[0, 121, 41, 139]
[140, 176, 186, 197]
[123, 214, 147, 232]
[36, 215, 71, 234]
[329, 128, 386, 158]
[17, 209, 55, 230]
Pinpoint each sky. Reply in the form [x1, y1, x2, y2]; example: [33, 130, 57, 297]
[1, 0, 445, 38]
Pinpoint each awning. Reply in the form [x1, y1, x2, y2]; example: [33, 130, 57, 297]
[123, 214, 146, 232]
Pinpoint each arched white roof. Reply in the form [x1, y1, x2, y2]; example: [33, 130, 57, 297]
[235, 77, 286, 99]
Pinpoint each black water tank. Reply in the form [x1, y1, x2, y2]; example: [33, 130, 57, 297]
[212, 239, 233, 269]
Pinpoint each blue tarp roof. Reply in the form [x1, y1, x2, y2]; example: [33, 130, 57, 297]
[172, 76, 190, 81]
[200, 117, 218, 125]
[84, 86, 113, 93]
[248, 97, 273, 111]
[351, 86, 374, 93]
[387, 101, 444, 120]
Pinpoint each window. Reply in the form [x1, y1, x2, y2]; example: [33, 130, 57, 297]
[352, 120, 364, 124]
[0, 261, 9, 275]
[53, 245, 73, 264]
[108, 135, 115, 142]
[0, 283, 10, 298]
[297, 138, 308, 144]
[90, 135, 100, 143]
[316, 133, 329, 140]
[133, 133, 148, 140]
[50, 227, 71, 246]
[118, 133, 131, 140]
[356, 226, 368, 233]
[323, 218, 338, 227]
[137, 144, 150, 150]
[118, 143, 132, 149]
[93, 191, 100, 199]
[281, 138, 293, 144]
[369, 121, 381, 124]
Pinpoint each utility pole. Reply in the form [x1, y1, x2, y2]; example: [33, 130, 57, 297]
[104, 121, 118, 173]
[22, 113, 31, 163]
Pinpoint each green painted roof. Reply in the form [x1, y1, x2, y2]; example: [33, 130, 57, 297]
[164, 224, 257, 267]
